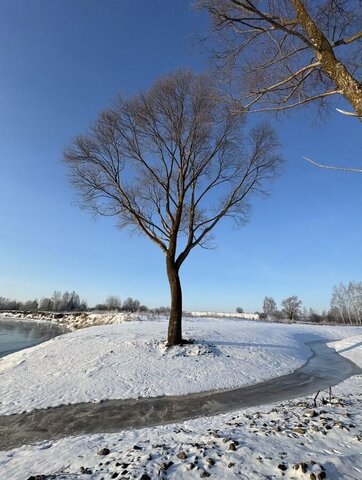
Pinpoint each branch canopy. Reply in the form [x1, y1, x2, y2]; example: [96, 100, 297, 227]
[64, 70, 282, 265]
[200, 0, 362, 117]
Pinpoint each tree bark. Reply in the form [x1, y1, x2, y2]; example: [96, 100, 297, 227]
[292, 0, 362, 119]
[166, 257, 183, 346]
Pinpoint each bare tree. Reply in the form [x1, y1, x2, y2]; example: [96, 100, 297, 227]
[201, 0, 362, 117]
[64, 70, 281, 345]
[331, 281, 362, 324]
[39, 297, 53, 311]
[122, 297, 140, 312]
[51, 290, 62, 312]
[263, 296, 277, 316]
[281, 295, 302, 320]
[106, 295, 122, 311]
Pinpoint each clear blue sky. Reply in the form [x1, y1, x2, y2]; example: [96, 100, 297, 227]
[0, 0, 361, 313]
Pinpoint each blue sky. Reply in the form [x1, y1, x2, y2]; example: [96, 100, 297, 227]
[0, 0, 361, 312]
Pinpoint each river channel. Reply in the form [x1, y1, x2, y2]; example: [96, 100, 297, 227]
[0, 317, 68, 358]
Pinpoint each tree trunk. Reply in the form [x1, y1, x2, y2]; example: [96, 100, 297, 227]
[166, 257, 183, 346]
[292, 0, 362, 119]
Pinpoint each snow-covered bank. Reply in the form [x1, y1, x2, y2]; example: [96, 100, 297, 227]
[190, 311, 259, 320]
[330, 335, 362, 368]
[0, 318, 361, 416]
[1, 338, 361, 480]
[0, 311, 144, 331]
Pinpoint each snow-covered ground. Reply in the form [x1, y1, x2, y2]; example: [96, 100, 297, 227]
[190, 311, 259, 320]
[0, 318, 361, 416]
[0, 318, 361, 479]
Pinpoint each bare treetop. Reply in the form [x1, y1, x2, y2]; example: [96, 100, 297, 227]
[200, 1, 362, 117]
[65, 70, 280, 263]
[64, 70, 282, 345]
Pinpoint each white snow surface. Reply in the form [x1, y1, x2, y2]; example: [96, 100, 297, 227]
[329, 334, 362, 367]
[0, 317, 360, 416]
[1, 334, 361, 480]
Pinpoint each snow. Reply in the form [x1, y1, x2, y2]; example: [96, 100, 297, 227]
[0, 310, 260, 330]
[0, 318, 361, 479]
[190, 311, 260, 320]
[0, 317, 360, 416]
[329, 335, 362, 368]
[0, 311, 145, 331]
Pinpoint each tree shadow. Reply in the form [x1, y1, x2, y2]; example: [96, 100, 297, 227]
[338, 340, 362, 354]
[208, 332, 326, 353]
[209, 340, 294, 349]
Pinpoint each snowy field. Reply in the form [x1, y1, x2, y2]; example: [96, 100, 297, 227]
[0, 317, 361, 415]
[0, 317, 361, 479]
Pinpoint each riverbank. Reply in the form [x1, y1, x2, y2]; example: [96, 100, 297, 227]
[0, 310, 144, 331]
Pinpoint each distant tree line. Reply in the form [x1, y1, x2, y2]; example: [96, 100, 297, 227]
[0, 291, 163, 315]
[0, 291, 87, 312]
[258, 281, 362, 325]
[94, 296, 148, 313]
[0, 289, 175, 316]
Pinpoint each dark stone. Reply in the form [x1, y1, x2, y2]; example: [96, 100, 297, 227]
[200, 470, 211, 478]
[27, 477, 54, 480]
[140, 475, 151, 480]
[111, 474, 119, 479]
[97, 448, 110, 456]
[80, 466, 92, 474]
[133, 445, 142, 450]
[228, 442, 237, 451]
[277, 463, 288, 471]
[317, 472, 326, 479]
[293, 427, 306, 434]
[159, 461, 173, 471]
[176, 451, 187, 459]
[305, 410, 318, 418]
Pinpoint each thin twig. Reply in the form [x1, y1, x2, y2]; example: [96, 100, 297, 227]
[303, 156, 362, 173]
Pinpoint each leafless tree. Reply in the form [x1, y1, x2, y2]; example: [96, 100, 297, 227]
[263, 295, 277, 315]
[200, 0, 362, 117]
[281, 295, 302, 320]
[121, 297, 140, 312]
[64, 70, 282, 345]
[331, 281, 362, 324]
[106, 295, 122, 311]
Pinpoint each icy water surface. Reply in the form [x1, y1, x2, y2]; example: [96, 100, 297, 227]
[0, 318, 67, 357]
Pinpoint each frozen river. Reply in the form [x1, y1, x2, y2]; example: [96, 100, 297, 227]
[0, 318, 67, 357]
